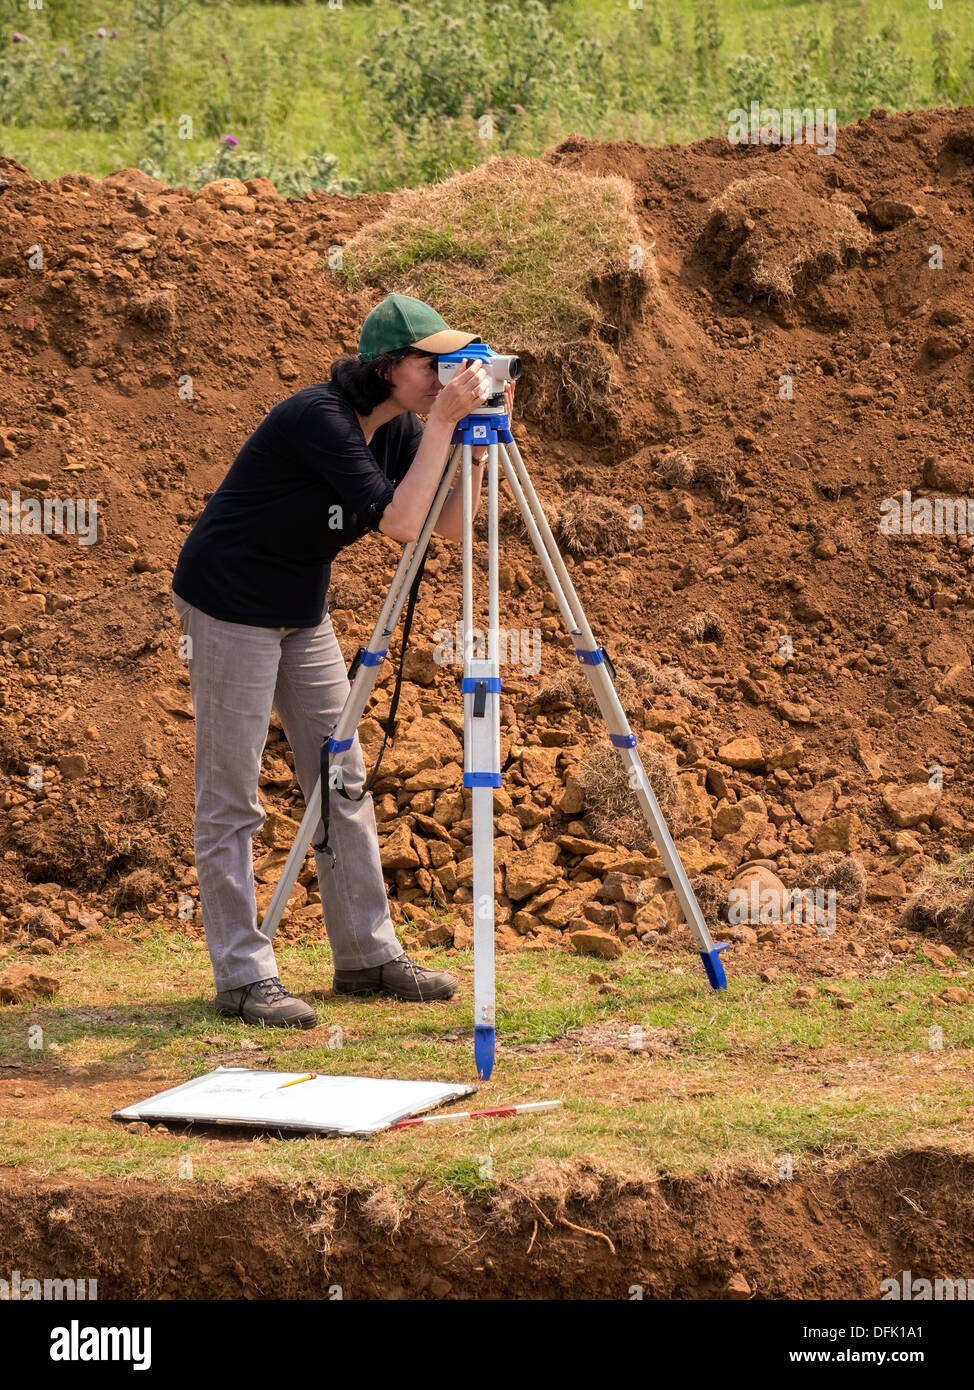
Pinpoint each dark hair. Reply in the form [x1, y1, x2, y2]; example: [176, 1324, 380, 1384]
[330, 346, 436, 414]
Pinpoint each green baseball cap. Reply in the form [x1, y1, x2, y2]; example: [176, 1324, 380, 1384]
[357, 293, 477, 363]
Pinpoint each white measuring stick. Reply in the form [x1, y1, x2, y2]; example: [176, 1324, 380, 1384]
[390, 1100, 562, 1130]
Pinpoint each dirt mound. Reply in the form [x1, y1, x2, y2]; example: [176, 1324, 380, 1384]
[695, 172, 871, 304]
[335, 153, 652, 437]
[1, 106, 974, 972]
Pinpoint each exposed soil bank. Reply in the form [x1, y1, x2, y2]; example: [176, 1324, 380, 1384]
[1, 1148, 971, 1299]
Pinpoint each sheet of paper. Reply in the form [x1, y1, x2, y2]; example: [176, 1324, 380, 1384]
[113, 1068, 477, 1136]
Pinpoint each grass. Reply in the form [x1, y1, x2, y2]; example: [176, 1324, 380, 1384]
[336, 160, 638, 335]
[1, 1, 972, 190]
[900, 849, 974, 941]
[336, 155, 644, 422]
[0, 924, 971, 1192]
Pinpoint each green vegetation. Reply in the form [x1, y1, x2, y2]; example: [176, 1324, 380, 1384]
[334, 155, 639, 417]
[0, 0, 971, 191]
[0, 926, 971, 1191]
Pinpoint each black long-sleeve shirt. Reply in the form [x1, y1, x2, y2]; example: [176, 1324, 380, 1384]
[172, 381, 423, 628]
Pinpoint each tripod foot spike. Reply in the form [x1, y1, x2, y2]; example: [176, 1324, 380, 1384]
[474, 1025, 495, 1080]
[700, 942, 731, 991]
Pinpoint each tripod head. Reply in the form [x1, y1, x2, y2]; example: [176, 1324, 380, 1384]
[437, 342, 521, 413]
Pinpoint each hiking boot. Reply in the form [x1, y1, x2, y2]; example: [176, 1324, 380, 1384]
[214, 976, 318, 1029]
[333, 952, 457, 1003]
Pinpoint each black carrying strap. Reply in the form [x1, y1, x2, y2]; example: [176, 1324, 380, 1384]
[312, 547, 430, 865]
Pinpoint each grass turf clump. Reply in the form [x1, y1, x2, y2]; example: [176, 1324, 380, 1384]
[899, 850, 974, 947]
[655, 448, 697, 489]
[795, 851, 867, 915]
[109, 867, 165, 914]
[496, 491, 635, 557]
[683, 610, 727, 644]
[577, 736, 688, 851]
[524, 655, 713, 727]
[334, 154, 650, 431]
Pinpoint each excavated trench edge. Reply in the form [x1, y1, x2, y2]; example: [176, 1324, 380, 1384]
[0, 1149, 971, 1300]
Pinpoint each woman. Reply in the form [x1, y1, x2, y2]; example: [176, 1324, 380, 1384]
[171, 293, 514, 1029]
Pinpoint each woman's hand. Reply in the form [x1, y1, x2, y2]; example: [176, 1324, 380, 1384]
[428, 359, 491, 429]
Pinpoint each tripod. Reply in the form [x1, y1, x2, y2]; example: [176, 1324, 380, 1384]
[260, 404, 729, 1080]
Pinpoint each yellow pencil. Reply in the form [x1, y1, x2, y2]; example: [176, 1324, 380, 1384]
[279, 1072, 317, 1089]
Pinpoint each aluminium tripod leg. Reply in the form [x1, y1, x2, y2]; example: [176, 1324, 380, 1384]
[462, 437, 502, 1079]
[260, 444, 464, 945]
[497, 435, 729, 990]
